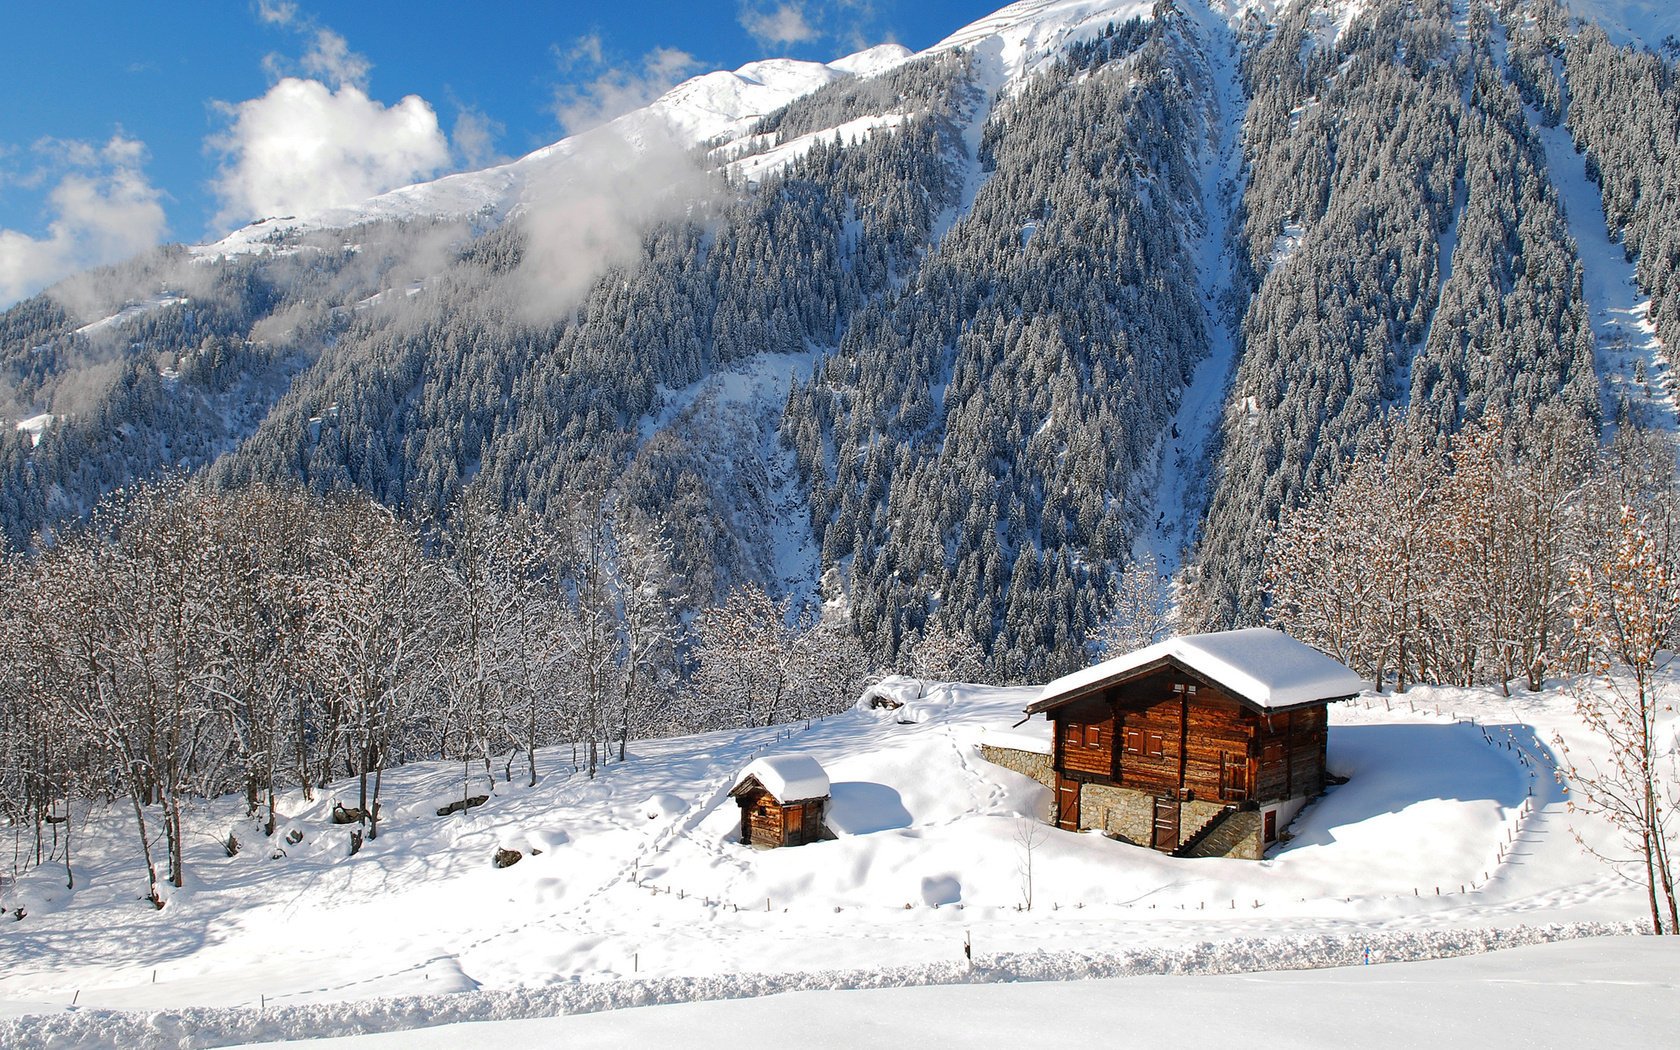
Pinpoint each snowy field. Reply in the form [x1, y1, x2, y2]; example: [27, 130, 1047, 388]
[233, 936, 1676, 1050]
[0, 669, 1674, 1046]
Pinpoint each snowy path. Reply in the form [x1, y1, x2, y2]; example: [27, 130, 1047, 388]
[1138, 3, 1249, 590]
[1481, 5, 1680, 433]
[1533, 118, 1677, 432]
[245, 935, 1673, 1050]
[2, 928, 1658, 1049]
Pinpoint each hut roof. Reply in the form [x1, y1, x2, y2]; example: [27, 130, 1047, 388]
[731, 754, 831, 803]
[1029, 628, 1366, 714]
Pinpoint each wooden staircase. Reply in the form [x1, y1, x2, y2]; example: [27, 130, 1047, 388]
[1173, 807, 1263, 859]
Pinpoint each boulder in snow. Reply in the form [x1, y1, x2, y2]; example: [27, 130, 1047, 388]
[437, 795, 489, 817]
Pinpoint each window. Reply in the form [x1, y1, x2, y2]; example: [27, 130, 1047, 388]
[1124, 728, 1163, 758]
[1084, 725, 1102, 748]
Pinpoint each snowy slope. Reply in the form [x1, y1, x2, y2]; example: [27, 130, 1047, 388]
[0, 670, 1667, 1027]
[1561, 0, 1678, 47]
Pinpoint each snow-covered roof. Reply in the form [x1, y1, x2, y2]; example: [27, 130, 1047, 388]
[1031, 628, 1367, 713]
[732, 754, 831, 803]
[979, 721, 1052, 756]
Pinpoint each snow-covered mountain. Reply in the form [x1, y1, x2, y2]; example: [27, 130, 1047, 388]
[192, 45, 916, 262]
[2, 0, 1678, 667]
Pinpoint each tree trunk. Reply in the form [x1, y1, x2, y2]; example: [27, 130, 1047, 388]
[370, 765, 384, 841]
[127, 789, 163, 909]
[1643, 827, 1664, 934]
[163, 793, 185, 889]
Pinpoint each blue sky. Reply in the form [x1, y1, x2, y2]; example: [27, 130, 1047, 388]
[0, 0, 1003, 305]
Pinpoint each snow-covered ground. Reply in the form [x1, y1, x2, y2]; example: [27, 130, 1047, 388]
[13, 413, 54, 447]
[72, 295, 188, 337]
[232, 936, 1677, 1050]
[0, 671, 1671, 1046]
[726, 114, 909, 186]
[1562, 0, 1678, 48]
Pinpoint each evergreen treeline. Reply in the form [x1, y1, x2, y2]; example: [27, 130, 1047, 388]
[785, 8, 1211, 677]
[1188, 0, 1599, 628]
[0, 225, 465, 548]
[202, 52, 977, 615]
[2, 0, 1677, 683]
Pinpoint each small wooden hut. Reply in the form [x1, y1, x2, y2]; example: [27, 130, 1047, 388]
[730, 754, 831, 849]
[1026, 628, 1364, 858]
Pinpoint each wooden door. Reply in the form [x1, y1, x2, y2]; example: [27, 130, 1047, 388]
[784, 802, 805, 844]
[1263, 808, 1277, 844]
[1220, 752, 1250, 801]
[1056, 776, 1080, 830]
[1152, 795, 1179, 852]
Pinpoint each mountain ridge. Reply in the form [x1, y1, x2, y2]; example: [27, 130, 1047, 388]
[2, 0, 1677, 674]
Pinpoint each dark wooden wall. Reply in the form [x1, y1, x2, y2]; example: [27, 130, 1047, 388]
[736, 786, 826, 848]
[739, 787, 786, 846]
[1254, 706, 1328, 800]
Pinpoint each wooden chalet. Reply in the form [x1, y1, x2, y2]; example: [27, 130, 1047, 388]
[1025, 628, 1364, 859]
[730, 754, 831, 849]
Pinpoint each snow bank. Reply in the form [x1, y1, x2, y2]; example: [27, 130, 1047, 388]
[857, 675, 927, 711]
[641, 794, 684, 820]
[0, 924, 1639, 1050]
[977, 724, 1052, 756]
[1038, 628, 1367, 710]
[734, 755, 830, 802]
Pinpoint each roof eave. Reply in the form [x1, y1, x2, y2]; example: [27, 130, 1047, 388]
[1027, 654, 1361, 717]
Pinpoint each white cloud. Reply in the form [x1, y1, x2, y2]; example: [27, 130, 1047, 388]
[739, 2, 819, 47]
[0, 134, 167, 308]
[552, 39, 705, 135]
[450, 104, 506, 170]
[255, 0, 298, 26]
[739, 1, 884, 53]
[514, 121, 718, 323]
[209, 78, 450, 228]
[301, 29, 371, 90]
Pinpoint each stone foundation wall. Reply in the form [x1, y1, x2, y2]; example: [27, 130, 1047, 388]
[1079, 782, 1154, 845]
[1073, 786, 1259, 856]
[978, 745, 1054, 792]
[1225, 815, 1265, 860]
[1181, 811, 1264, 860]
[976, 748, 1283, 861]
